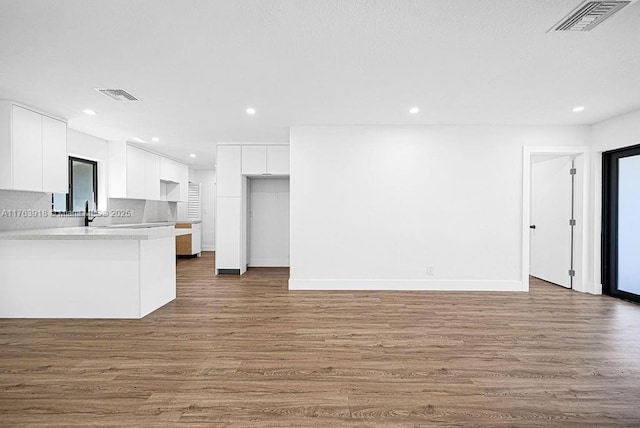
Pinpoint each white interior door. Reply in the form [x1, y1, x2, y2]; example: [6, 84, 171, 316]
[249, 178, 290, 267]
[530, 155, 573, 288]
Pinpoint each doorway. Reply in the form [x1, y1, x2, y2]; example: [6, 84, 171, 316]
[529, 155, 573, 288]
[246, 177, 290, 267]
[602, 144, 640, 303]
[522, 146, 589, 292]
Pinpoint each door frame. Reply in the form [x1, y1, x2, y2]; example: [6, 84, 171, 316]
[522, 146, 590, 292]
[602, 144, 640, 303]
[241, 175, 291, 270]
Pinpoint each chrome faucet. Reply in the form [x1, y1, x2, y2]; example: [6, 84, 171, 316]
[84, 201, 95, 227]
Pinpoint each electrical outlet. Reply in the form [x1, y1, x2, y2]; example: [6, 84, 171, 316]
[427, 265, 434, 276]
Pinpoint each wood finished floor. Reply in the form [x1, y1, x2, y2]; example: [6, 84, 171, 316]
[2, 252, 640, 427]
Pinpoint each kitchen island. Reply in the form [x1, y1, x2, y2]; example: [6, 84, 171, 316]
[0, 226, 191, 318]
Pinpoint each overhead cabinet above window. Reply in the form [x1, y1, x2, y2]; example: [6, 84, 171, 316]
[108, 141, 188, 202]
[0, 101, 68, 193]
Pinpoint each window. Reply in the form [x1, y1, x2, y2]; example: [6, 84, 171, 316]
[52, 157, 98, 213]
[603, 144, 640, 304]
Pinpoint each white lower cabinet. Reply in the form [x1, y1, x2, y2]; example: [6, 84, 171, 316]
[215, 197, 241, 272]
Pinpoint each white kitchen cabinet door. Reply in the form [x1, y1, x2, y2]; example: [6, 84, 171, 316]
[107, 141, 127, 198]
[160, 157, 177, 182]
[166, 182, 181, 202]
[126, 145, 146, 199]
[144, 151, 160, 200]
[241, 146, 267, 175]
[12, 105, 43, 191]
[217, 145, 241, 197]
[41, 116, 68, 193]
[267, 145, 290, 175]
[216, 197, 241, 271]
[0, 103, 12, 189]
[177, 162, 189, 202]
[191, 222, 202, 254]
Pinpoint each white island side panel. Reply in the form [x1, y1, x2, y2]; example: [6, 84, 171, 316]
[0, 240, 140, 318]
[139, 236, 176, 317]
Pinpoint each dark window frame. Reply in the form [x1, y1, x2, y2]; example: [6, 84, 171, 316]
[52, 156, 98, 214]
[602, 143, 640, 304]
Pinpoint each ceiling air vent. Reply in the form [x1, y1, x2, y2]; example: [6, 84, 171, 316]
[550, 0, 636, 31]
[94, 88, 140, 101]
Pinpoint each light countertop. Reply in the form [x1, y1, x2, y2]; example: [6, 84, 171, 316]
[100, 222, 177, 228]
[0, 226, 192, 241]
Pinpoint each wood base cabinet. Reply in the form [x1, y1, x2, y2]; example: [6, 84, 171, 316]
[176, 222, 201, 256]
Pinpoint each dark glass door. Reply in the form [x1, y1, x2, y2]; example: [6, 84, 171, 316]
[603, 144, 640, 303]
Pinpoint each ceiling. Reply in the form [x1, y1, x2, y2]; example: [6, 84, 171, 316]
[1, 0, 639, 168]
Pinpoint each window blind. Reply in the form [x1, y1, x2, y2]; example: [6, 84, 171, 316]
[188, 183, 201, 221]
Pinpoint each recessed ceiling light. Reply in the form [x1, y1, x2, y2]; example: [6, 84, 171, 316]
[246, 107, 256, 115]
[129, 137, 146, 143]
[572, 106, 585, 112]
[190, 154, 196, 158]
[83, 109, 96, 116]
[409, 107, 420, 114]
[151, 137, 160, 142]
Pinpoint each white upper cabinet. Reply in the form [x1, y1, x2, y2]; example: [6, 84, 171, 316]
[41, 115, 68, 193]
[107, 141, 127, 198]
[109, 141, 188, 201]
[239, 145, 289, 176]
[178, 163, 188, 203]
[126, 145, 145, 199]
[217, 145, 242, 197]
[143, 151, 161, 201]
[0, 102, 68, 193]
[160, 157, 178, 182]
[11, 106, 43, 191]
[267, 145, 290, 175]
[241, 146, 267, 175]
[160, 157, 188, 202]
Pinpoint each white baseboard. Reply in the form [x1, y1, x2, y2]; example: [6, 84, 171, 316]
[288, 279, 523, 291]
[202, 245, 215, 251]
[249, 258, 290, 267]
[591, 283, 603, 295]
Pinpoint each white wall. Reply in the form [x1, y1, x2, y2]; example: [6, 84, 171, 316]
[248, 177, 290, 267]
[588, 107, 640, 294]
[193, 169, 216, 251]
[290, 125, 589, 291]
